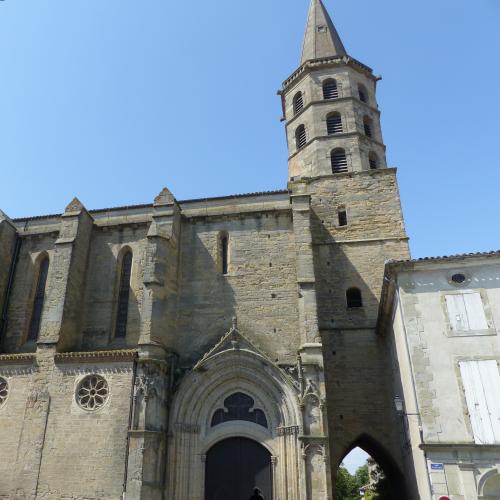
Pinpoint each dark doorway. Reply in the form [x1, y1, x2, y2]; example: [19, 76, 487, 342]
[205, 437, 273, 500]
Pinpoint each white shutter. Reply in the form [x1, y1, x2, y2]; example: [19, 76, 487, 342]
[463, 292, 488, 330]
[460, 360, 500, 444]
[446, 294, 469, 331]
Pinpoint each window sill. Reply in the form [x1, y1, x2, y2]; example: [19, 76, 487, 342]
[447, 329, 497, 338]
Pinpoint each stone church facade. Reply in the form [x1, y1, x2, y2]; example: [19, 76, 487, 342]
[0, 1, 497, 499]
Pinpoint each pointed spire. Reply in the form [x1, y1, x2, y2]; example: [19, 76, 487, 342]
[301, 0, 347, 65]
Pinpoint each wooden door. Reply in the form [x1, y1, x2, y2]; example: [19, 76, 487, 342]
[205, 437, 272, 500]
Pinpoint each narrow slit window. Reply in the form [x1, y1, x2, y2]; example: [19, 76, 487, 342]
[369, 152, 379, 170]
[323, 79, 339, 100]
[327, 113, 343, 135]
[358, 84, 368, 103]
[295, 125, 307, 150]
[221, 234, 229, 275]
[363, 117, 373, 138]
[28, 257, 49, 341]
[346, 287, 363, 308]
[115, 251, 132, 338]
[331, 149, 348, 174]
[338, 209, 348, 227]
[293, 92, 304, 115]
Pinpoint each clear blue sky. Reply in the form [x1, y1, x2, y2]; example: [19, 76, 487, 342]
[1, 0, 499, 260]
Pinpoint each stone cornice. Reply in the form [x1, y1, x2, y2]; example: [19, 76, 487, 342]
[281, 56, 375, 92]
[54, 349, 137, 364]
[0, 353, 36, 364]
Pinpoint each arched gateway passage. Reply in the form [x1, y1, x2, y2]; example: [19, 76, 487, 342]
[205, 437, 272, 500]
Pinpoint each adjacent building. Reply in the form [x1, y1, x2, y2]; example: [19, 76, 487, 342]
[379, 253, 500, 499]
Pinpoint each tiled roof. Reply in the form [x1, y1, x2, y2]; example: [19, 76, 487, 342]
[391, 250, 500, 265]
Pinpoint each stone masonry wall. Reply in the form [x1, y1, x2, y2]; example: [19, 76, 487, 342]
[307, 170, 410, 483]
[36, 360, 134, 499]
[0, 361, 33, 497]
[2, 234, 57, 352]
[81, 225, 148, 350]
[175, 210, 300, 365]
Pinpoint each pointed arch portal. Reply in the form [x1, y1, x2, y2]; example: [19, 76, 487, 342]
[336, 434, 409, 498]
[205, 437, 272, 500]
[166, 326, 331, 500]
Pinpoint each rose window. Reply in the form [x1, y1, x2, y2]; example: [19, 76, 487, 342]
[76, 375, 109, 410]
[0, 377, 8, 408]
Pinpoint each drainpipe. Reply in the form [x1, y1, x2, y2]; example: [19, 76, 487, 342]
[396, 287, 434, 499]
[122, 352, 139, 500]
[0, 235, 21, 349]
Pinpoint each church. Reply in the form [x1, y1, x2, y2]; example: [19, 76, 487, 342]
[0, 1, 499, 499]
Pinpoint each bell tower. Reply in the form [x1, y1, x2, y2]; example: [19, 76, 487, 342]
[282, 0, 411, 494]
[281, 0, 388, 180]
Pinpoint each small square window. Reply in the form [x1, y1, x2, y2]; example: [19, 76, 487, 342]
[317, 25, 328, 33]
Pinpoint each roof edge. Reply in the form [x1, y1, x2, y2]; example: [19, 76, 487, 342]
[12, 189, 290, 223]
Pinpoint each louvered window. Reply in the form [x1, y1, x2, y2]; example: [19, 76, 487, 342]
[369, 152, 378, 170]
[331, 149, 348, 174]
[293, 92, 304, 115]
[115, 251, 132, 338]
[346, 288, 363, 308]
[363, 117, 373, 138]
[327, 113, 342, 135]
[296, 125, 307, 150]
[323, 79, 339, 99]
[28, 257, 49, 341]
[358, 85, 368, 103]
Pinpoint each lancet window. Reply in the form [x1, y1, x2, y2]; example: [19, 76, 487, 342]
[28, 256, 49, 342]
[115, 251, 132, 338]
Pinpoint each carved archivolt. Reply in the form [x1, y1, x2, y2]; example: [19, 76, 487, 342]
[167, 338, 303, 500]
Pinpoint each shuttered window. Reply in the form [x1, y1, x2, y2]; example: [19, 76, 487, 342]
[295, 125, 307, 150]
[459, 360, 500, 444]
[326, 113, 342, 135]
[28, 257, 49, 341]
[323, 79, 339, 100]
[293, 92, 304, 115]
[331, 149, 348, 174]
[445, 292, 488, 332]
[369, 152, 378, 170]
[115, 251, 132, 338]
